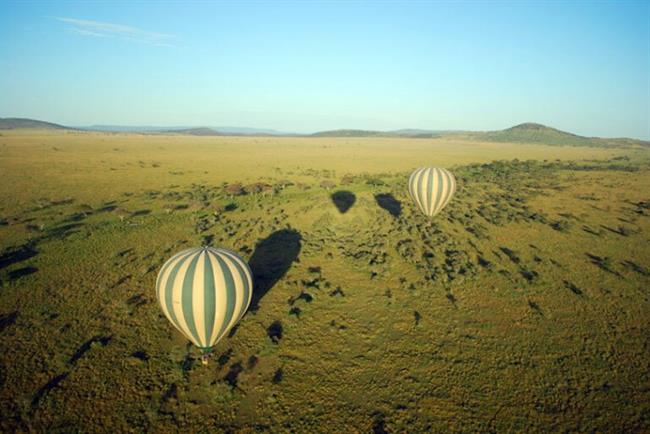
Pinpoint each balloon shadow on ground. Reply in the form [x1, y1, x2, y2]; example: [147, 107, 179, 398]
[375, 193, 402, 217]
[331, 191, 356, 214]
[248, 229, 302, 311]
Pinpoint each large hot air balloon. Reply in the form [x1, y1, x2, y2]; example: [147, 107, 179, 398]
[408, 167, 456, 218]
[156, 246, 252, 364]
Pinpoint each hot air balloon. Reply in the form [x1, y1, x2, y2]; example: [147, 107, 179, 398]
[156, 246, 252, 365]
[408, 167, 456, 218]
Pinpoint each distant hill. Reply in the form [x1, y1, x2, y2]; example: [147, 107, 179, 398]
[467, 123, 649, 148]
[86, 125, 294, 136]
[85, 125, 177, 132]
[310, 128, 444, 138]
[311, 129, 383, 137]
[389, 129, 434, 135]
[473, 122, 590, 144]
[388, 129, 463, 138]
[2, 117, 647, 147]
[0, 117, 71, 130]
[311, 128, 460, 139]
[163, 127, 223, 136]
[310, 123, 648, 148]
[214, 126, 294, 135]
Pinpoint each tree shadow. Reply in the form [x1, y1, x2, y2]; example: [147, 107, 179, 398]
[8, 266, 38, 280]
[68, 335, 112, 365]
[272, 368, 283, 384]
[267, 320, 283, 344]
[44, 222, 84, 240]
[621, 260, 649, 276]
[585, 253, 622, 277]
[0, 311, 18, 333]
[528, 300, 544, 316]
[31, 373, 68, 411]
[374, 193, 401, 217]
[248, 229, 302, 311]
[499, 247, 521, 264]
[97, 204, 117, 213]
[0, 244, 38, 271]
[224, 362, 244, 389]
[563, 280, 583, 296]
[331, 191, 356, 214]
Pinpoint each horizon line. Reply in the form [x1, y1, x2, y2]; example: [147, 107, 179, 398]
[1, 115, 649, 141]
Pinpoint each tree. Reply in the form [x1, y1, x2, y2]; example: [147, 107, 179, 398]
[225, 183, 245, 197]
[320, 180, 336, 191]
[245, 182, 274, 195]
[114, 208, 131, 222]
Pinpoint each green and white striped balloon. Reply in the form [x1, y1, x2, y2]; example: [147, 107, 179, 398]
[408, 167, 457, 218]
[155, 246, 253, 353]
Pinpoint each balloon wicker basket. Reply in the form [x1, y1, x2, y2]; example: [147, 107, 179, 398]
[200, 353, 211, 366]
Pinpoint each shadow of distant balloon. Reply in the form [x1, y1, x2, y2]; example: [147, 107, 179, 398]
[375, 193, 402, 217]
[331, 191, 356, 214]
[248, 229, 302, 311]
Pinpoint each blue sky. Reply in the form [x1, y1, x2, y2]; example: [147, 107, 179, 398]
[1, 1, 648, 138]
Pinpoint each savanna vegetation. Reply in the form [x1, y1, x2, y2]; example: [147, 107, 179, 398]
[0, 130, 648, 432]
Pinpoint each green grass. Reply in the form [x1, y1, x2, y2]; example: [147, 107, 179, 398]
[0, 131, 649, 432]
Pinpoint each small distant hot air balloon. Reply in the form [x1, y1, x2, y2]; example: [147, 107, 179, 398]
[408, 167, 456, 218]
[156, 246, 252, 364]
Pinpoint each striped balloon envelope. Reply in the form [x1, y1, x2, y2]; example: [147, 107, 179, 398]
[408, 167, 457, 218]
[155, 246, 253, 359]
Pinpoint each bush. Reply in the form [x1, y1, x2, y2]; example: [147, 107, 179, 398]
[245, 182, 274, 195]
[365, 177, 385, 187]
[224, 183, 245, 196]
[320, 180, 336, 190]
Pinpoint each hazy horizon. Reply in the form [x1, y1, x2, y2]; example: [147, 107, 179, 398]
[1, 1, 649, 139]
[0, 117, 648, 140]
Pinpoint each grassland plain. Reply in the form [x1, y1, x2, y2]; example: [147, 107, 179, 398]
[0, 130, 648, 432]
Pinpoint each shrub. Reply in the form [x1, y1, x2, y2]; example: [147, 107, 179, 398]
[245, 182, 273, 195]
[320, 180, 336, 190]
[224, 183, 245, 196]
[366, 177, 385, 187]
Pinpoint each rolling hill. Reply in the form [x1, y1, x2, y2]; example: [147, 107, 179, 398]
[0, 118, 71, 130]
[2, 117, 647, 147]
[310, 128, 444, 138]
[466, 123, 650, 148]
[311, 129, 384, 137]
[469, 123, 600, 145]
[312, 123, 649, 148]
[163, 127, 223, 136]
[87, 125, 293, 135]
